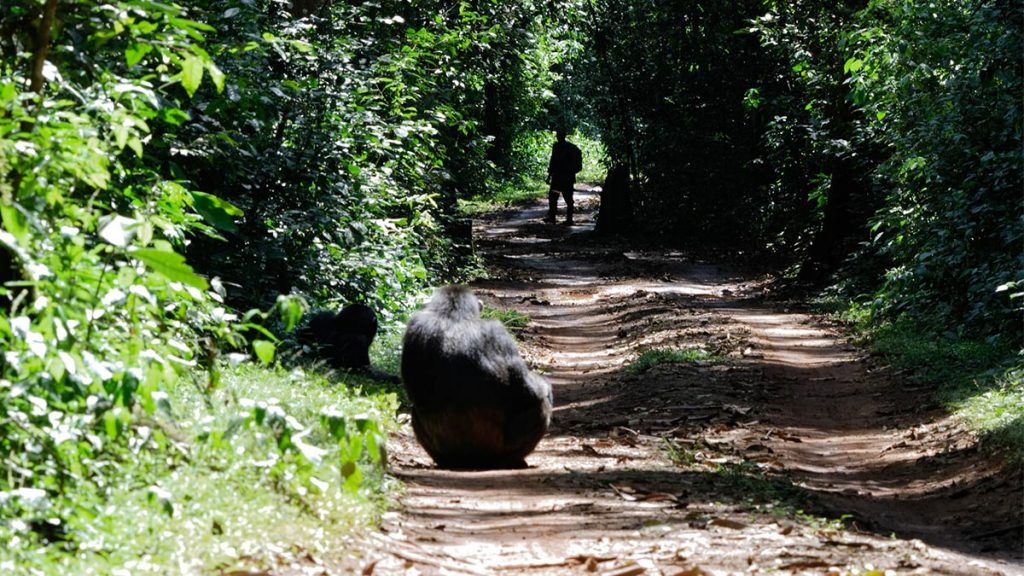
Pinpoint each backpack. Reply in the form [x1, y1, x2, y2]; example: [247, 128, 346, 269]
[569, 143, 583, 174]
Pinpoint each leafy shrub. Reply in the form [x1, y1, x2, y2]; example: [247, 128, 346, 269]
[0, 365, 397, 573]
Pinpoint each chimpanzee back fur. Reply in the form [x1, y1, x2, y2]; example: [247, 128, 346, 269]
[401, 285, 552, 469]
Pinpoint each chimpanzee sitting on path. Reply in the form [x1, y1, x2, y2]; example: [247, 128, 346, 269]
[298, 303, 378, 370]
[401, 285, 552, 469]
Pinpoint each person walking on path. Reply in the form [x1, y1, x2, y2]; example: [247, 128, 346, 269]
[545, 130, 583, 225]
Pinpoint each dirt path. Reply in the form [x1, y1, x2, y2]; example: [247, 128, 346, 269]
[366, 189, 1023, 575]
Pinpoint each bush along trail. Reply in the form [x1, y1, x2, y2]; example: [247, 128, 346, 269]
[367, 190, 1023, 575]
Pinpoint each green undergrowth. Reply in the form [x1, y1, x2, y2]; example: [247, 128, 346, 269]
[481, 305, 531, 333]
[819, 300, 1023, 460]
[629, 348, 718, 373]
[1, 364, 400, 575]
[459, 176, 549, 216]
[458, 130, 607, 217]
[573, 132, 608, 183]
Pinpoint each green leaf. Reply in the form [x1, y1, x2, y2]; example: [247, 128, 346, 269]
[104, 411, 119, 439]
[180, 53, 204, 97]
[277, 294, 305, 332]
[191, 191, 243, 233]
[0, 81, 15, 103]
[127, 136, 144, 158]
[843, 57, 863, 74]
[1, 204, 28, 243]
[132, 248, 209, 289]
[207, 61, 225, 93]
[252, 340, 275, 365]
[113, 125, 129, 150]
[162, 108, 191, 126]
[125, 43, 153, 67]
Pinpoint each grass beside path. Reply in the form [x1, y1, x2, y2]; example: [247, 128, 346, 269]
[459, 177, 549, 216]
[820, 302, 1023, 461]
[2, 362, 402, 575]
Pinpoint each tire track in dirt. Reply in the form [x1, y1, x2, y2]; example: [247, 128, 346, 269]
[364, 189, 1022, 575]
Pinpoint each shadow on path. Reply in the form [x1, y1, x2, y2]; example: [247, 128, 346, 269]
[369, 188, 1023, 575]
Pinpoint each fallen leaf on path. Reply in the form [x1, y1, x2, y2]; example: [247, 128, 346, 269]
[609, 483, 638, 501]
[570, 554, 617, 564]
[708, 517, 748, 530]
[612, 426, 639, 437]
[880, 440, 909, 454]
[671, 568, 709, 576]
[602, 563, 646, 576]
[765, 429, 803, 442]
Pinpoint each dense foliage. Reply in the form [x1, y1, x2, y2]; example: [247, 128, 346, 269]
[569, 0, 1022, 339]
[0, 0, 579, 571]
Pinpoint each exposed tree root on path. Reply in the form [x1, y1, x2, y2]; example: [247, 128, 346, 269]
[364, 189, 1023, 575]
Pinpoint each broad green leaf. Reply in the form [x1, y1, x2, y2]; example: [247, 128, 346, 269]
[207, 61, 225, 93]
[125, 43, 153, 67]
[191, 191, 242, 233]
[180, 53, 204, 97]
[162, 108, 191, 126]
[132, 248, 209, 289]
[276, 294, 305, 332]
[113, 124, 129, 150]
[127, 136, 144, 158]
[0, 81, 15, 103]
[1, 204, 28, 243]
[252, 340, 275, 364]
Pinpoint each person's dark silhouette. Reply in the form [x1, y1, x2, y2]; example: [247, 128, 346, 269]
[545, 130, 583, 225]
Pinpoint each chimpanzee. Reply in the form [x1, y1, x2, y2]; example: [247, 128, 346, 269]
[400, 285, 552, 469]
[298, 303, 378, 369]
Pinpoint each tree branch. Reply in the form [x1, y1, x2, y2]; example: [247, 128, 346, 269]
[29, 0, 59, 95]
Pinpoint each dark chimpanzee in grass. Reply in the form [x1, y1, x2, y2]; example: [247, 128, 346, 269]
[400, 285, 552, 469]
[298, 303, 378, 370]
